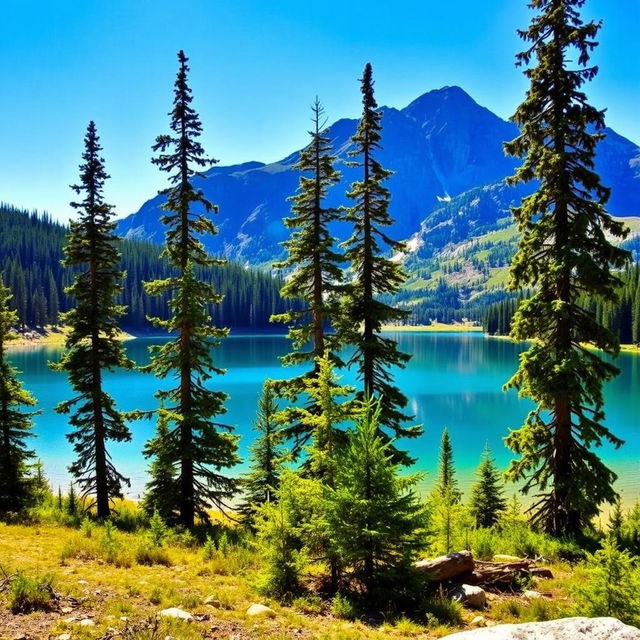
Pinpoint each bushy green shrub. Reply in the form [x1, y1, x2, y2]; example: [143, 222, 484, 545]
[574, 535, 640, 625]
[424, 592, 463, 627]
[255, 492, 306, 599]
[9, 571, 55, 613]
[331, 593, 357, 620]
[135, 539, 172, 566]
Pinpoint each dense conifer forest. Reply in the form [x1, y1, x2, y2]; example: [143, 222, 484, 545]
[0, 203, 293, 330]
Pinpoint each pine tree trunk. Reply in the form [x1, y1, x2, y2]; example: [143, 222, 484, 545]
[362, 133, 374, 398]
[312, 128, 325, 365]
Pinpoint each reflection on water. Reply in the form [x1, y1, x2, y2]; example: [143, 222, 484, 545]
[8, 333, 639, 503]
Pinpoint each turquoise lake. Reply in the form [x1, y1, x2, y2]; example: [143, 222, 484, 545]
[8, 332, 640, 503]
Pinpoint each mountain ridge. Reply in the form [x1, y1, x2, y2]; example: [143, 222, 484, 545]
[117, 86, 640, 265]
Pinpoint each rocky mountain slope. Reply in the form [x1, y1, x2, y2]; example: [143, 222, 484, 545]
[117, 86, 640, 269]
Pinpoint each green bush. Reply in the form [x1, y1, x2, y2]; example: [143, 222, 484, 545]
[9, 571, 55, 613]
[573, 535, 640, 626]
[202, 535, 216, 560]
[331, 593, 357, 620]
[424, 592, 463, 627]
[135, 539, 172, 566]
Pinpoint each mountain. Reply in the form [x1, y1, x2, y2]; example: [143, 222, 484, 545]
[117, 86, 640, 266]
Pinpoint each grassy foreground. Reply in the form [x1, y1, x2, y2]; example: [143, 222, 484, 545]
[0, 520, 585, 640]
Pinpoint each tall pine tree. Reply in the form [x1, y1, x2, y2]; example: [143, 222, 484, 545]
[272, 99, 343, 451]
[52, 122, 133, 519]
[340, 63, 418, 461]
[504, 0, 629, 536]
[143, 51, 239, 527]
[0, 277, 39, 515]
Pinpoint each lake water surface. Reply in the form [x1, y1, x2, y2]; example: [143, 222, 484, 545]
[8, 333, 640, 503]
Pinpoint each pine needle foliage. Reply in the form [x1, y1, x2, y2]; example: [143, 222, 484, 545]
[430, 429, 462, 553]
[0, 277, 40, 516]
[278, 352, 354, 484]
[503, 0, 630, 536]
[339, 63, 418, 461]
[328, 397, 427, 597]
[239, 382, 285, 523]
[142, 410, 179, 524]
[272, 101, 344, 451]
[52, 121, 133, 519]
[469, 444, 507, 529]
[143, 51, 239, 528]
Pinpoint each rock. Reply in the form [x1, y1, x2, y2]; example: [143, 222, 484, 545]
[246, 603, 276, 618]
[441, 616, 640, 639]
[159, 607, 193, 621]
[451, 584, 487, 609]
[415, 550, 475, 581]
[471, 616, 487, 627]
[57, 635, 71, 640]
[60, 606, 74, 614]
[78, 618, 95, 627]
[523, 590, 542, 599]
[203, 594, 222, 607]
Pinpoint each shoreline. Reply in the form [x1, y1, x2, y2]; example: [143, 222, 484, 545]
[6, 327, 134, 351]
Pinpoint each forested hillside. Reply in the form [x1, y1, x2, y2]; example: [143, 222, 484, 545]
[0, 204, 293, 330]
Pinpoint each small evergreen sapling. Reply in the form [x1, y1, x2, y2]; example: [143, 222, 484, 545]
[328, 398, 427, 598]
[430, 429, 462, 553]
[142, 409, 179, 524]
[574, 534, 640, 626]
[469, 444, 507, 528]
[239, 382, 285, 523]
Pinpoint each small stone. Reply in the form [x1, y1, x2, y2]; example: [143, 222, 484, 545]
[246, 603, 276, 618]
[79, 618, 95, 627]
[471, 616, 486, 627]
[57, 634, 72, 640]
[60, 606, 74, 614]
[159, 607, 193, 621]
[120, 616, 129, 622]
[523, 590, 542, 599]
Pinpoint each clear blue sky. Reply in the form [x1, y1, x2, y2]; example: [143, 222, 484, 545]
[0, 0, 637, 222]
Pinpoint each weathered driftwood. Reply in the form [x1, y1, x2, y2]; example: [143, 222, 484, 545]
[415, 551, 475, 581]
[530, 566, 554, 580]
[415, 552, 555, 593]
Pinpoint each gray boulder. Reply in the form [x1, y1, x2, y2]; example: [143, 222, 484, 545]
[442, 617, 640, 639]
[451, 584, 487, 609]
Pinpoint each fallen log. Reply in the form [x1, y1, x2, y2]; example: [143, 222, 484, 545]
[415, 551, 475, 581]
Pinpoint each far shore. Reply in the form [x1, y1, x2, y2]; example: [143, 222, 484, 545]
[6, 326, 134, 351]
[380, 322, 482, 333]
[7, 324, 639, 357]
